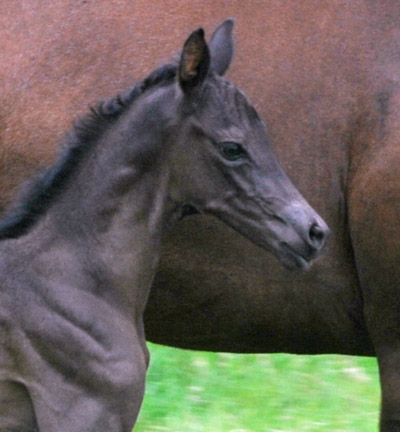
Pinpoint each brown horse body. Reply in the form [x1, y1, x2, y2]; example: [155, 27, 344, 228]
[1, 1, 400, 429]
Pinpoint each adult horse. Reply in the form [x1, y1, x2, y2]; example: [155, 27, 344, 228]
[1, 0, 399, 430]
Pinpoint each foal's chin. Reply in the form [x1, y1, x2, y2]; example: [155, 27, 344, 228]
[250, 235, 315, 272]
[258, 243, 312, 272]
[218, 220, 316, 272]
[277, 248, 313, 271]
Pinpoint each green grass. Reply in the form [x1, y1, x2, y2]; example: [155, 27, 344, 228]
[135, 343, 380, 431]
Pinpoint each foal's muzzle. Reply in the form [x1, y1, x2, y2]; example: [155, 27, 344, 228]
[277, 202, 330, 269]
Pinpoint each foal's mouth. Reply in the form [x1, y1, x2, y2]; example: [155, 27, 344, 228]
[280, 242, 314, 270]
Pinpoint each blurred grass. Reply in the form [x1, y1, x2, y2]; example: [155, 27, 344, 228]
[135, 343, 379, 432]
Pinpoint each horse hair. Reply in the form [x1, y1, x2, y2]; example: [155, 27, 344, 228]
[0, 63, 178, 240]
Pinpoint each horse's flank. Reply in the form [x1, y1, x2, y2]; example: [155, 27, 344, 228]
[2, 1, 400, 430]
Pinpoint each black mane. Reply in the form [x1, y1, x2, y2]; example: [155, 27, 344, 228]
[0, 63, 177, 240]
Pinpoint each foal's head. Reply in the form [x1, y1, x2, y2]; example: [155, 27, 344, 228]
[160, 20, 329, 269]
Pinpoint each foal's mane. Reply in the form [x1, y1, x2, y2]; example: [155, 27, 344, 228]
[0, 63, 177, 240]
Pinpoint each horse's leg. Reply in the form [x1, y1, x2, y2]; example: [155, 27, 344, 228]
[0, 380, 39, 431]
[31, 353, 147, 432]
[25, 323, 149, 432]
[350, 91, 400, 431]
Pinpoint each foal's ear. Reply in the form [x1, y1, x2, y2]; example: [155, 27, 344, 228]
[209, 18, 235, 76]
[179, 28, 210, 93]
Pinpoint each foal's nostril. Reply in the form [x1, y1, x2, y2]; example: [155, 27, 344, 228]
[309, 223, 326, 249]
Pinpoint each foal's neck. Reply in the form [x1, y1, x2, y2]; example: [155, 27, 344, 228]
[28, 91, 179, 317]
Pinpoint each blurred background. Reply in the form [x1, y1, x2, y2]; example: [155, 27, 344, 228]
[135, 344, 379, 431]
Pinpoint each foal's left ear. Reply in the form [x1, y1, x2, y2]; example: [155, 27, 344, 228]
[179, 28, 210, 93]
[209, 18, 235, 76]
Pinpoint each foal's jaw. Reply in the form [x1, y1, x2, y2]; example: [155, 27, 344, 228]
[251, 201, 330, 271]
[194, 160, 331, 270]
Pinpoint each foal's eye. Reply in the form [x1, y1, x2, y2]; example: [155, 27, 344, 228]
[218, 142, 246, 161]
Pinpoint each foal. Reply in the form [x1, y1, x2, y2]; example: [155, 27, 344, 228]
[0, 20, 328, 431]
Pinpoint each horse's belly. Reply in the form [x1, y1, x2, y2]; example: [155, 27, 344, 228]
[146, 215, 374, 356]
